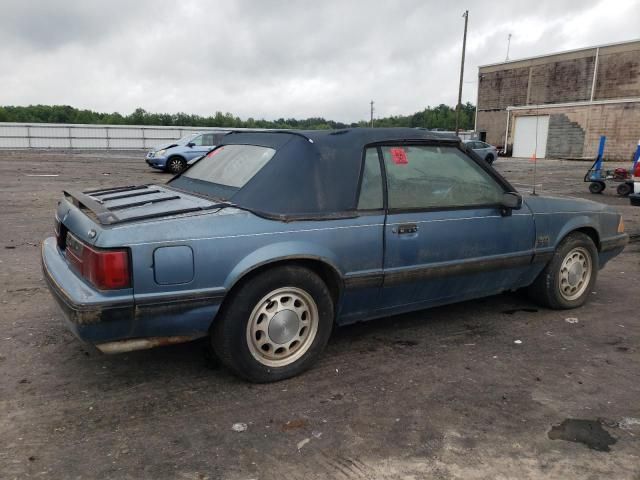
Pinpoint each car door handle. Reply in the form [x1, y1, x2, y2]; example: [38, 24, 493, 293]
[392, 223, 418, 235]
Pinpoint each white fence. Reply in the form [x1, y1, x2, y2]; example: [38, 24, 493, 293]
[0, 122, 478, 149]
[0, 122, 232, 149]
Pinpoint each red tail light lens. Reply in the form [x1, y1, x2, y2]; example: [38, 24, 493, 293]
[66, 233, 130, 290]
[634, 162, 640, 178]
[84, 247, 131, 289]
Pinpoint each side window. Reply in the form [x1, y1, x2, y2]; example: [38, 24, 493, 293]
[191, 135, 204, 146]
[382, 145, 504, 210]
[202, 133, 215, 146]
[357, 148, 383, 210]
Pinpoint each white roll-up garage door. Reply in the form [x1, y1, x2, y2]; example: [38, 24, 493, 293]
[512, 115, 549, 159]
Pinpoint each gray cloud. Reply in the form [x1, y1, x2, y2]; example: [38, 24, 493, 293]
[1, 0, 638, 122]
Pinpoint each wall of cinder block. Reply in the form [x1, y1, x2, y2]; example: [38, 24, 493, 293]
[476, 40, 640, 159]
[502, 103, 640, 160]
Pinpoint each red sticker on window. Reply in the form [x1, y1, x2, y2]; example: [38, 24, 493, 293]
[390, 148, 408, 165]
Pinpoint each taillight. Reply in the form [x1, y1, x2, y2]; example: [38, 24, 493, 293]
[66, 233, 130, 289]
[634, 162, 640, 178]
[84, 247, 131, 289]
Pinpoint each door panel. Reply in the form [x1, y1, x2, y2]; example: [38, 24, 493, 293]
[186, 134, 212, 159]
[378, 143, 535, 310]
[383, 207, 535, 309]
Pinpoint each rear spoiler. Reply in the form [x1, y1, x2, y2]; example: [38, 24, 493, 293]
[63, 185, 206, 226]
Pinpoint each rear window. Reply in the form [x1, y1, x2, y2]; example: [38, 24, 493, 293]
[169, 144, 276, 200]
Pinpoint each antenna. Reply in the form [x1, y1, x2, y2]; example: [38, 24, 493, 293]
[532, 104, 540, 195]
[505, 33, 512, 61]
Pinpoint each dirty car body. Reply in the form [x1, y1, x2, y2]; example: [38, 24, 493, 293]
[42, 128, 628, 381]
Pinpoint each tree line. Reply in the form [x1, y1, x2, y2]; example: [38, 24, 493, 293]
[0, 103, 476, 131]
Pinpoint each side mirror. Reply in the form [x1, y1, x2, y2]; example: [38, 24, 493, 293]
[187, 142, 195, 148]
[501, 192, 522, 216]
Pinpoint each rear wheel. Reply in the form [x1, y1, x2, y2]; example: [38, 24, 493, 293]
[589, 181, 605, 194]
[166, 156, 186, 174]
[211, 265, 334, 382]
[616, 182, 632, 196]
[527, 232, 598, 309]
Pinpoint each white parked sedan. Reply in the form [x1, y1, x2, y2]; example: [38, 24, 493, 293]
[464, 140, 499, 165]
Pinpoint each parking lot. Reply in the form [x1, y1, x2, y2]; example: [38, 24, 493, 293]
[1, 150, 639, 479]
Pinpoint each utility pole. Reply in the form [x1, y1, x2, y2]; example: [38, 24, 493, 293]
[505, 33, 512, 61]
[455, 10, 468, 135]
[370, 100, 375, 127]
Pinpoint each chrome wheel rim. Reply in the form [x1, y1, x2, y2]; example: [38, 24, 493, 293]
[246, 287, 318, 368]
[168, 158, 183, 173]
[558, 247, 592, 301]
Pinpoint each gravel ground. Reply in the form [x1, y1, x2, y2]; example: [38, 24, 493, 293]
[0, 150, 638, 479]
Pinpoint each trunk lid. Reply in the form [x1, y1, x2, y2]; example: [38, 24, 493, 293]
[62, 184, 217, 226]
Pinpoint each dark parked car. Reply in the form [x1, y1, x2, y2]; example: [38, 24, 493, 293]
[42, 128, 628, 382]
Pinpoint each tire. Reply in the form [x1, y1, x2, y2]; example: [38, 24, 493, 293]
[616, 182, 632, 196]
[485, 153, 495, 165]
[589, 182, 605, 194]
[166, 156, 186, 174]
[211, 265, 334, 382]
[527, 232, 598, 309]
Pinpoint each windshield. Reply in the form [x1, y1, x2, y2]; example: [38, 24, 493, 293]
[169, 144, 276, 201]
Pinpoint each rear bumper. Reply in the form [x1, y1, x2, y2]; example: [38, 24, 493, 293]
[41, 237, 135, 344]
[42, 237, 220, 352]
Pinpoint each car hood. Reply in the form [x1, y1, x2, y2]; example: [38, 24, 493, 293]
[522, 194, 612, 214]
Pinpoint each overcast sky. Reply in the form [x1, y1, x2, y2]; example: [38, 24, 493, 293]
[1, 0, 638, 122]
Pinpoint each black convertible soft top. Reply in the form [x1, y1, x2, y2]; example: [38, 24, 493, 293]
[178, 128, 461, 218]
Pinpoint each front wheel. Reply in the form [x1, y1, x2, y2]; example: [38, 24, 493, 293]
[527, 232, 598, 309]
[485, 153, 495, 165]
[211, 265, 334, 382]
[166, 156, 186, 174]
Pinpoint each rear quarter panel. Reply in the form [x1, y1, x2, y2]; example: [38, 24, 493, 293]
[102, 210, 384, 330]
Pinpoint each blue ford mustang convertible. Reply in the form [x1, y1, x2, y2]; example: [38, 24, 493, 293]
[42, 128, 628, 382]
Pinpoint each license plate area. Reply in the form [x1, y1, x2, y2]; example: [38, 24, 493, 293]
[65, 232, 84, 273]
[55, 218, 68, 251]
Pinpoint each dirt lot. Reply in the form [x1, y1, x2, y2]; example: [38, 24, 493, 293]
[1, 150, 639, 479]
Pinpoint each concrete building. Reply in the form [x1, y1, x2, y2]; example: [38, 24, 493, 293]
[475, 39, 640, 160]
